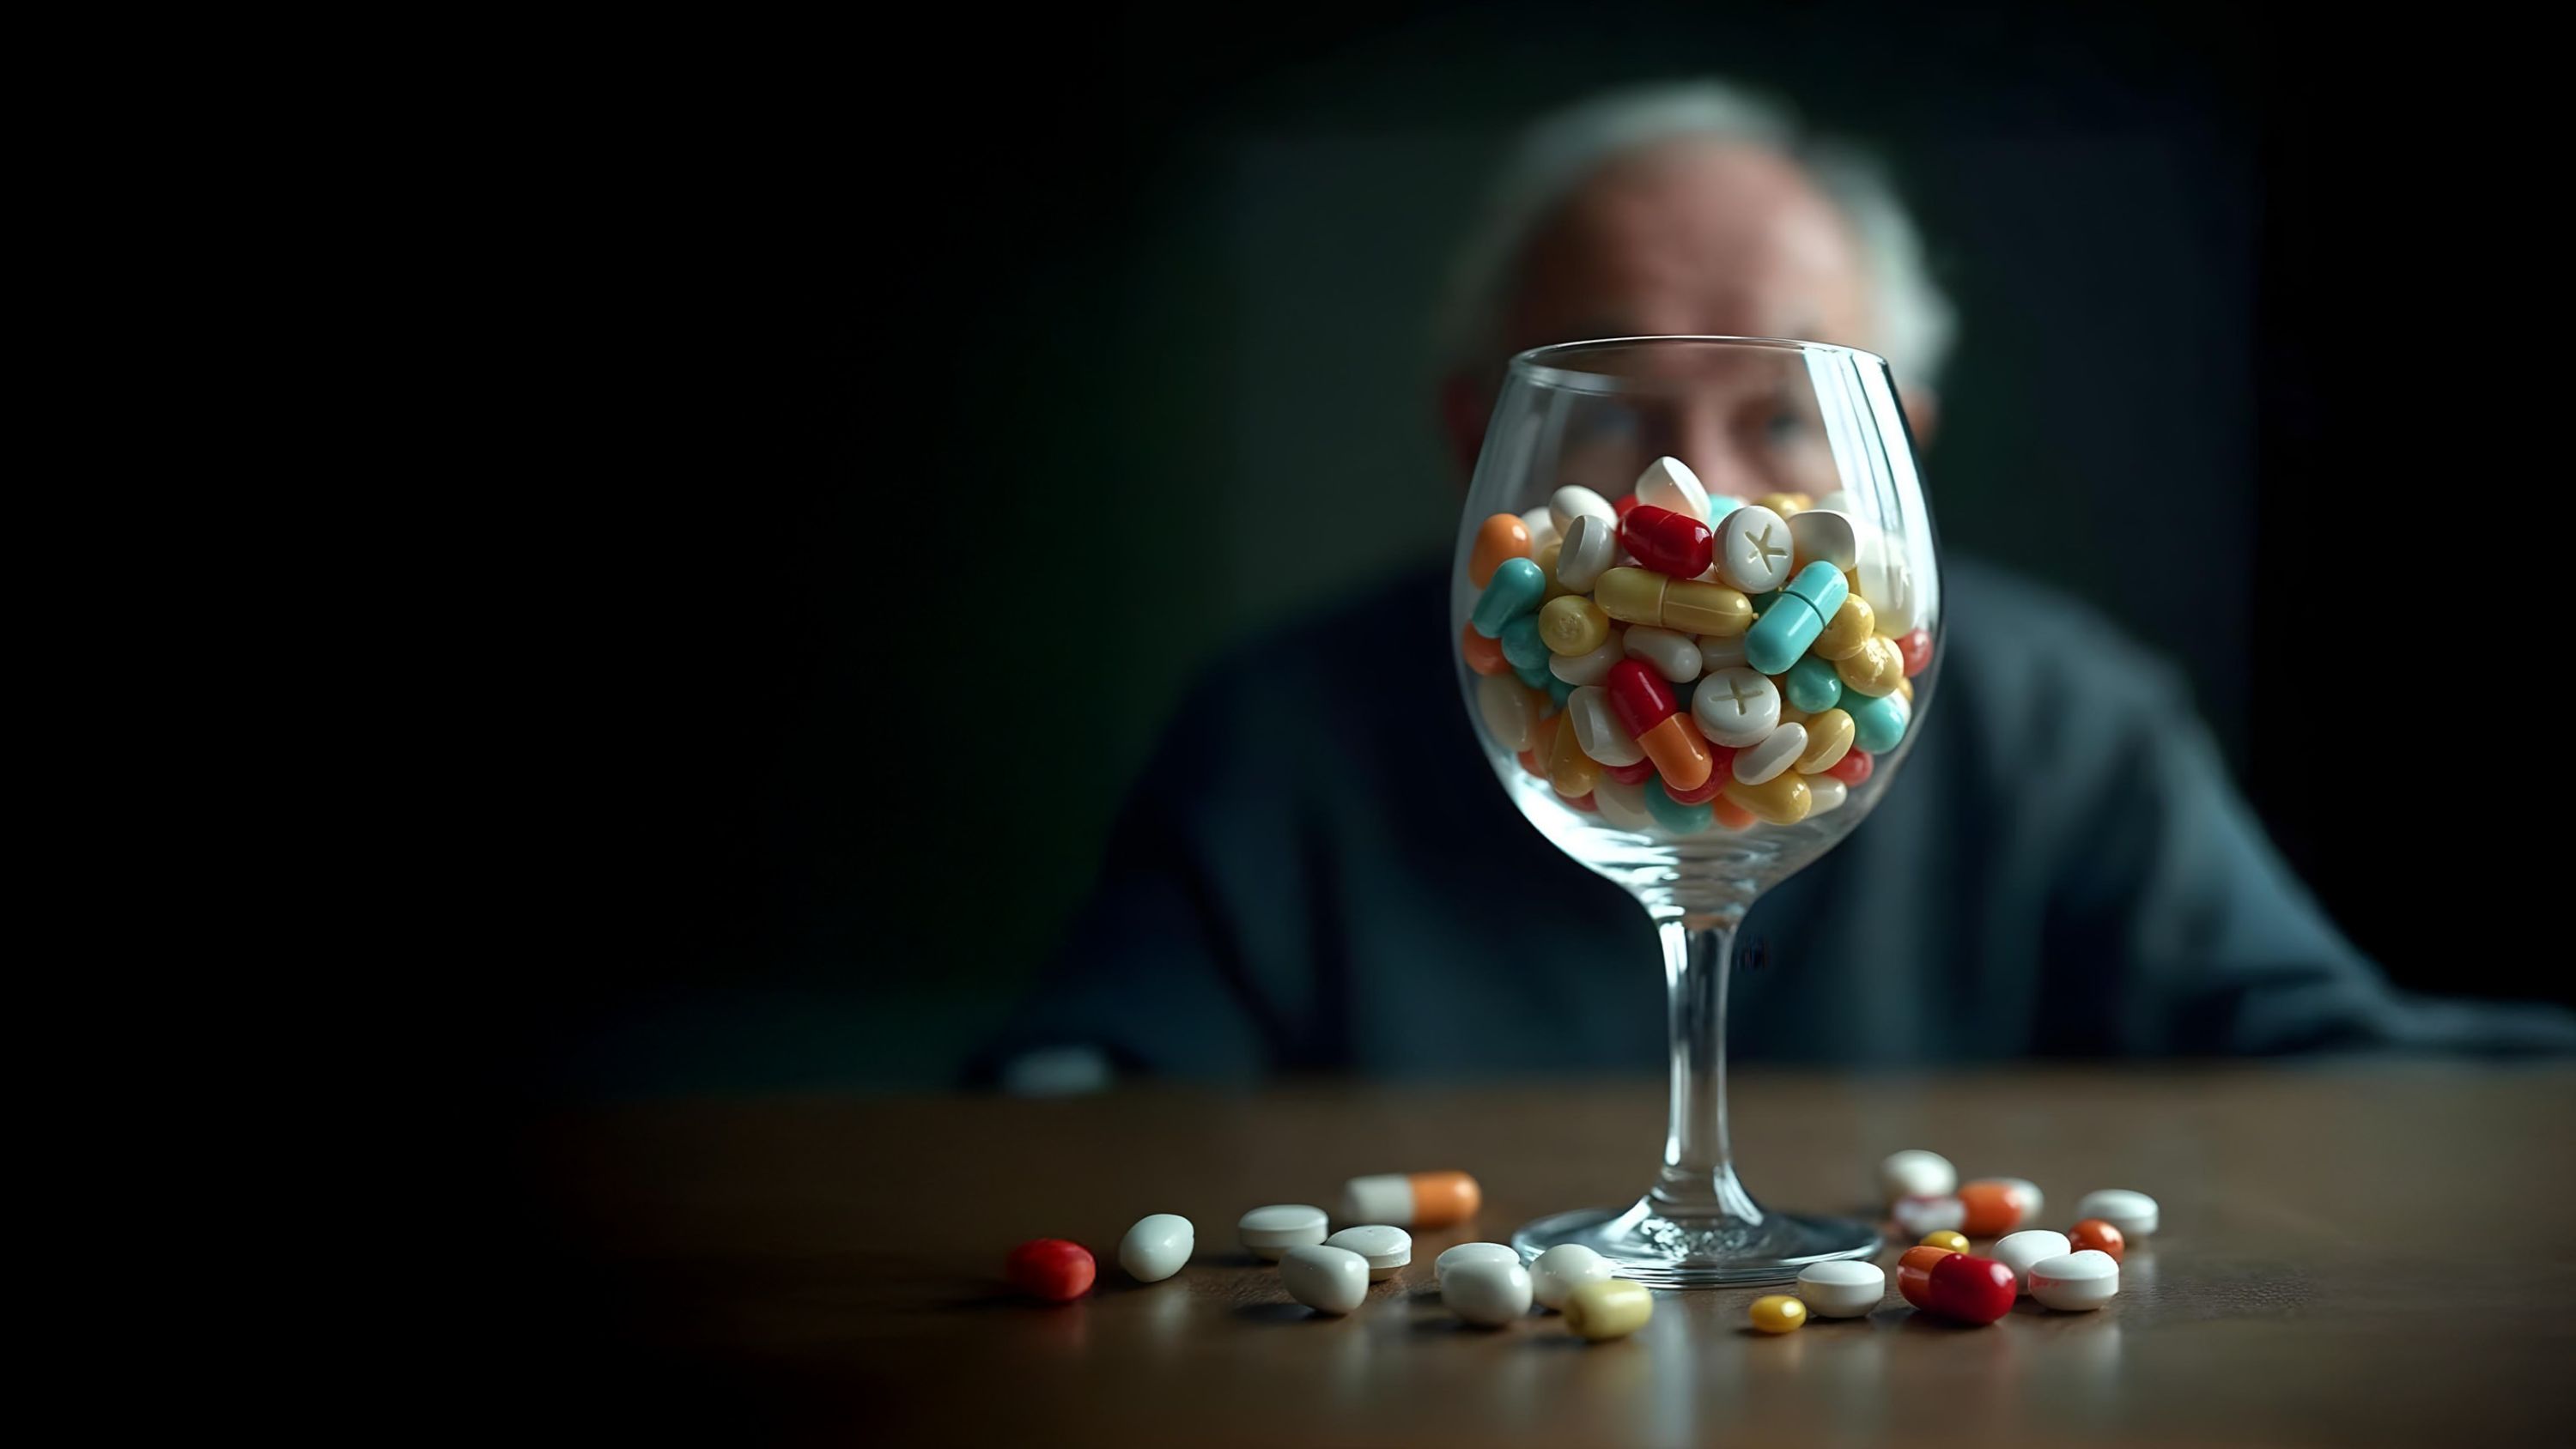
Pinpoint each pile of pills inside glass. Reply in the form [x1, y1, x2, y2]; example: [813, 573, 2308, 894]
[1001, 1152, 2158, 1336]
[1462, 456, 1930, 832]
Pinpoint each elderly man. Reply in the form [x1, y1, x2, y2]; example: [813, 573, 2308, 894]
[977, 82, 2573, 1088]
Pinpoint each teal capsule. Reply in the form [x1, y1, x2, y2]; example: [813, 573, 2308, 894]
[1472, 557, 1546, 638]
[1745, 563, 1849, 674]
[1645, 777, 1713, 834]
[1783, 654, 1844, 712]
[1706, 494, 1744, 523]
[1546, 676, 1577, 707]
[1751, 589, 1783, 615]
[1513, 660, 1553, 690]
[1499, 614, 1550, 671]
[1844, 688, 1911, 753]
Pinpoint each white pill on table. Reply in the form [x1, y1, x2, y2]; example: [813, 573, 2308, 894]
[1992, 1229, 2073, 1292]
[1528, 1243, 1616, 1310]
[1443, 1258, 1534, 1326]
[2028, 1250, 2120, 1312]
[1238, 1203, 1329, 1261]
[1519, 506, 1560, 555]
[1880, 1149, 1958, 1203]
[1434, 1241, 1521, 1288]
[1593, 775, 1656, 832]
[1789, 508, 1862, 572]
[1323, 1225, 1412, 1281]
[1714, 505, 1795, 592]
[1893, 1195, 1965, 1235]
[1853, 533, 1920, 634]
[1806, 774, 1848, 813]
[1556, 513, 1617, 592]
[1794, 1259, 1886, 1319]
[1733, 723, 1807, 785]
[1549, 484, 1617, 534]
[1621, 626, 1702, 682]
[1996, 1177, 2044, 1224]
[1698, 633, 1749, 671]
[1567, 686, 1646, 767]
[1633, 455, 1711, 521]
[1117, 1213, 1194, 1283]
[1279, 1245, 1371, 1314]
[2075, 1189, 2159, 1238]
[1549, 633, 1627, 687]
[1691, 667, 1780, 746]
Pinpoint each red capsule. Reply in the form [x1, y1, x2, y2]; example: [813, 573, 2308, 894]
[1613, 494, 1640, 519]
[1605, 659, 1677, 736]
[1899, 627, 1934, 677]
[1925, 1253, 2017, 1325]
[1896, 1244, 1954, 1310]
[1601, 758, 1655, 785]
[1005, 1239, 1097, 1302]
[1619, 505, 1715, 580]
[1825, 749, 1874, 786]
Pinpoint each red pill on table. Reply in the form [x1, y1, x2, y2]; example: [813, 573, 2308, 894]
[1825, 749, 1874, 786]
[1924, 1252, 2017, 1325]
[1896, 1244, 1954, 1310]
[1619, 504, 1716, 580]
[1006, 1239, 1097, 1302]
[1899, 627, 1934, 677]
[2068, 1218, 2126, 1263]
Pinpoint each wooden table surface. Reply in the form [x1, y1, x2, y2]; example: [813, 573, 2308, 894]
[514, 1066, 2576, 1446]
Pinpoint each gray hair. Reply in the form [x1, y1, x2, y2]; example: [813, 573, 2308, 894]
[1437, 80, 1957, 389]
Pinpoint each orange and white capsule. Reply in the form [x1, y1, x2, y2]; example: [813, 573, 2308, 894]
[1338, 1171, 1481, 1228]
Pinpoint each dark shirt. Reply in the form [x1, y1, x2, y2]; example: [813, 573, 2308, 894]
[980, 560, 2576, 1082]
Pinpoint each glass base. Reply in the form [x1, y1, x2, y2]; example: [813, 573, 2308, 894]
[1513, 1198, 1882, 1287]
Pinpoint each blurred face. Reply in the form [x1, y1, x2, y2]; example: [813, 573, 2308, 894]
[1444, 137, 1900, 499]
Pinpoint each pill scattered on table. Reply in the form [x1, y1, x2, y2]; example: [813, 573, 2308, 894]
[1991, 1229, 2073, 1292]
[1748, 1293, 1808, 1334]
[1993, 1177, 2044, 1223]
[1116, 1214, 1193, 1283]
[2076, 1188, 2160, 1239]
[1280, 1245, 1371, 1314]
[1323, 1224, 1413, 1281]
[1923, 1252, 2018, 1325]
[1794, 1260, 1885, 1318]
[1893, 1194, 1966, 1236]
[1919, 1228, 1970, 1253]
[1434, 1241, 1521, 1288]
[1896, 1243, 1953, 1310]
[2028, 1250, 2121, 1312]
[1529, 1243, 1618, 1310]
[1005, 1239, 1097, 1303]
[1238, 1203, 1329, 1261]
[1958, 1179, 2034, 1237]
[1443, 1257, 1534, 1326]
[1564, 1279, 1654, 1341]
[2068, 1218, 2126, 1262]
[1880, 1149, 1957, 1203]
[1337, 1171, 1481, 1228]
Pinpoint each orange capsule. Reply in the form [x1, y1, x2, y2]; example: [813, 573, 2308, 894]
[1469, 513, 1534, 588]
[1341, 1171, 1481, 1228]
[1958, 1180, 2032, 1237]
[1710, 795, 1757, 831]
[1636, 714, 1712, 791]
[1461, 624, 1508, 676]
[1897, 1244, 1955, 1310]
[2068, 1218, 2126, 1263]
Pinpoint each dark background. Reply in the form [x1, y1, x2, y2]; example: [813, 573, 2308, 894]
[511, 2, 2573, 1100]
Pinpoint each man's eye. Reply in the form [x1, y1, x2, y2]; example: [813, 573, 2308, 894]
[1764, 410, 1807, 443]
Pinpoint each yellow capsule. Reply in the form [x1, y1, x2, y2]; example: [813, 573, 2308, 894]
[1546, 707, 1602, 798]
[1837, 635, 1905, 698]
[1664, 579, 1752, 636]
[1919, 1229, 1971, 1253]
[1813, 595, 1876, 661]
[1749, 1294, 1807, 1334]
[1536, 542, 1578, 602]
[1723, 771, 1813, 825]
[1564, 1278, 1654, 1341]
[1595, 567, 1671, 627]
[1796, 709, 1855, 773]
[1539, 595, 1610, 657]
[1755, 492, 1808, 519]
[1475, 674, 1541, 753]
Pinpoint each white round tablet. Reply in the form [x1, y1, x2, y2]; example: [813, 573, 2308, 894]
[1715, 505, 1795, 592]
[1443, 1258, 1534, 1327]
[2075, 1189, 2160, 1239]
[1323, 1224, 1413, 1281]
[1794, 1259, 1886, 1319]
[1434, 1241, 1520, 1288]
[1880, 1149, 1957, 1203]
[1991, 1229, 2072, 1292]
[2028, 1250, 2119, 1312]
[1691, 667, 1780, 747]
[1280, 1245, 1370, 1314]
[1238, 1203, 1328, 1261]
[1117, 1213, 1194, 1283]
[1528, 1243, 1616, 1311]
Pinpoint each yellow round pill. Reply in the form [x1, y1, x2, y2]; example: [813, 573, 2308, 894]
[1836, 634, 1905, 697]
[1563, 1278, 1653, 1341]
[1749, 1294, 1807, 1334]
[1813, 594, 1876, 660]
[1539, 595, 1610, 657]
[1755, 492, 1808, 518]
[1919, 1229, 1970, 1253]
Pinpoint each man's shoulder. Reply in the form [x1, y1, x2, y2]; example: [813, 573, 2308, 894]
[1941, 558, 2186, 712]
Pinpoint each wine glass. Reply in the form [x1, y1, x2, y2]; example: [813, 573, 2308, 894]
[1451, 336, 1941, 1286]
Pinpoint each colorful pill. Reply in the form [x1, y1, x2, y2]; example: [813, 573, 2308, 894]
[1899, 626, 1934, 676]
[1529, 1244, 1617, 1311]
[1557, 513, 1617, 592]
[1959, 1179, 2034, 1237]
[1612, 492, 1639, 519]
[1919, 1229, 1971, 1254]
[1608, 660, 1711, 791]
[1564, 1279, 1653, 1341]
[2067, 1219, 2126, 1263]
[1796, 709, 1855, 773]
[1734, 723, 1807, 785]
[1005, 1238, 1097, 1302]
[1461, 624, 1507, 676]
[1549, 484, 1617, 533]
[1690, 666, 1781, 747]
[1896, 1244, 1954, 1310]
[1546, 676, 1574, 707]
[1620, 504, 1715, 579]
[1539, 595, 1610, 656]
[1748, 1294, 1807, 1333]
[1513, 662, 1552, 691]
[1499, 614, 1549, 671]
[1601, 757, 1655, 785]
[1813, 593, 1876, 661]
[1595, 567, 1670, 626]
[1471, 557, 1546, 638]
[1468, 512, 1532, 588]
[1621, 626, 1702, 682]
[1645, 776, 1714, 834]
[1836, 634, 1904, 697]
[1634, 455, 1711, 521]
[1722, 769, 1812, 825]
[1549, 632, 1627, 686]
[1665, 578, 1753, 635]
[1825, 749, 1874, 785]
[1709, 795, 1758, 831]
[1844, 688, 1909, 753]
[1783, 653, 1844, 712]
[1792, 1261, 1884, 1319]
[1546, 712, 1601, 797]
[1714, 505, 1795, 592]
[1665, 737, 1739, 804]
[1745, 561, 1849, 674]
[1992, 1230, 2072, 1293]
[1475, 674, 1543, 752]
[1924, 1253, 2017, 1325]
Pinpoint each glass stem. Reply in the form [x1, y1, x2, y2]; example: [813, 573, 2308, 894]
[1649, 914, 1761, 1222]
